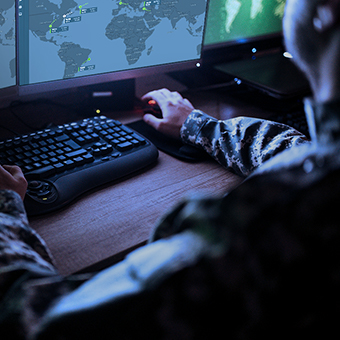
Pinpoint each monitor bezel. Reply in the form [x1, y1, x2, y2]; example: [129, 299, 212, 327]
[17, 59, 203, 97]
[0, 0, 17, 108]
[202, 31, 285, 65]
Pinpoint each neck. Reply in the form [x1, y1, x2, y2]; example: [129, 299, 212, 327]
[305, 98, 340, 144]
[310, 34, 340, 102]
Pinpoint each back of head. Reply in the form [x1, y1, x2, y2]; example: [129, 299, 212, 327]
[283, 0, 340, 102]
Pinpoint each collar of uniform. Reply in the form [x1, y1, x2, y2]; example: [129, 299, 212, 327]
[304, 97, 340, 145]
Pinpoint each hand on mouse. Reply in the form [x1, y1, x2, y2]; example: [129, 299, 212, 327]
[0, 165, 28, 201]
[141, 88, 195, 139]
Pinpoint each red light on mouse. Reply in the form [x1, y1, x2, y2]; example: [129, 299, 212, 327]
[148, 100, 157, 106]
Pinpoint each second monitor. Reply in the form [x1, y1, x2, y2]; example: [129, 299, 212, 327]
[204, 0, 310, 99]
[170, 0, 309, 99]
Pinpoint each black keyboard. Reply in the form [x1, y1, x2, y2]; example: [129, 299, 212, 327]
[270, 109, 310, 139]
[0, 116, 158, 216]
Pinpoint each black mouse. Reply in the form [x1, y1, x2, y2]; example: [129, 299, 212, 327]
[179, 144, 209, 161]
[143, 99, 162, 118]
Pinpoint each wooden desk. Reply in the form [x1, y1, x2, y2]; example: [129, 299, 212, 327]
[2, 84, 273, 276]
[26, 87, 253, 276]
[30, 149, 241, 275]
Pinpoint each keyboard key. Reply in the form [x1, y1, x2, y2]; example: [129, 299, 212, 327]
[63, 159, 75, 170]
[116, 141, 133, 151]
[55, 135, 69, 142]
[73, 156, 86, 166]
[54, 163, 66, 172]
[26, 165, 56, 178]
[66, 149, 88, 158]
[83, 154, 95, 163]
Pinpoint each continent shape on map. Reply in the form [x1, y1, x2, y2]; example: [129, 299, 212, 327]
[106, 0, 207, 65]
[0, 0, 14, 20]
[274, 0, 286, 18]
[29, 0, 78, 43]
[58, 42, 92, 78]
[225, 0, 241, 33]
[28, 0, 96, 81]
[0, 0, 16, 88]
[250, 0, 263, 20]
[105, 14, 155, 65]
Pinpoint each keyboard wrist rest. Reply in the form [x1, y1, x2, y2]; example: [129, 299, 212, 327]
[24, 143, 158, 216]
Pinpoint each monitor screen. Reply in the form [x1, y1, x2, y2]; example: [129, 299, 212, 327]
[203, 0, 286, 49]
[17, 0, 208, 96]
[0, 0, 16, 92]
[198, 1, 310, 99]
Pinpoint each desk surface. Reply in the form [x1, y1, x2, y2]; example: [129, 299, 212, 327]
[27, 87, 256, 276]
[30, 149, 241, 275]
[1, 82, 275, 276]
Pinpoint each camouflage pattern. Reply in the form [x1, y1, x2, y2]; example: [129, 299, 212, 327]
[181, 110, 309, 176]
[1, 102, 339, 339]
[0, 190, 54, 271]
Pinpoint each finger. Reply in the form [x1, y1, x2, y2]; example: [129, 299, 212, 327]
[0, 165, 13, 177]
[2, 166, 27, 191]
[169, 91, 183, 100]
[141, 92, 154, 102]
[143, 113, 162, 130]
[183, 98, 195, 109]
[141, 89, 163, 101]
[2, 165, 24, 178]
[141, 88, 171, 103]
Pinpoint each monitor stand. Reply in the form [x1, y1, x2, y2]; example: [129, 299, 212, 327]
[86, 78, 136, 114]
[0, 78, 136, 139]
[12, 78, 136, 118]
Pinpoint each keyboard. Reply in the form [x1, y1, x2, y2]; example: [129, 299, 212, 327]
[0, 116, 158, 216]
[270, 109, 310, 139]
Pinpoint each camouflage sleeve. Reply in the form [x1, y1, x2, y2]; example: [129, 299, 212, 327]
[180, 110, 309, 177]
[0, 190, 55, 272]
[0, 190, 57, 315]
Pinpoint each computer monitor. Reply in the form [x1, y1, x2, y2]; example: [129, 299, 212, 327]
[0, 0, 16, 101]
[203, 0, 285, 52]
[18, 0, 207, 95]
[168, 1, 292, 91]
[200, 0, 309, 99]
[0, 0, 208, 111]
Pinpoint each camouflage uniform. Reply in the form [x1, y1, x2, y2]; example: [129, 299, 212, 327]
[1, 100, 339, 339]
[181, 109, 308, 177]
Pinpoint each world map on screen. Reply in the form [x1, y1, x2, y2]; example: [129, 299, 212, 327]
[26, 0, 207, 85]
[204, 0, 286, 46]
[0, 0, 16, 90]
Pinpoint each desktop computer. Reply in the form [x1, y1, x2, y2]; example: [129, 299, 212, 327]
[171, 0, 310, 99]
[1, 0, 207, 105]
[204, 0, 284, 47]
[0, 0, 209, 215]
[0, 0, 310, 216]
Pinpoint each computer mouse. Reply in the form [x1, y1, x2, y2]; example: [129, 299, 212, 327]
[179, 144, 209, 161]
[143, 99, 162, 118]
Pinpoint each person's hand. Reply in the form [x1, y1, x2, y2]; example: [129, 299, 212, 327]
[0, 165, 28, 201]
[141, 88, 195, 139]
